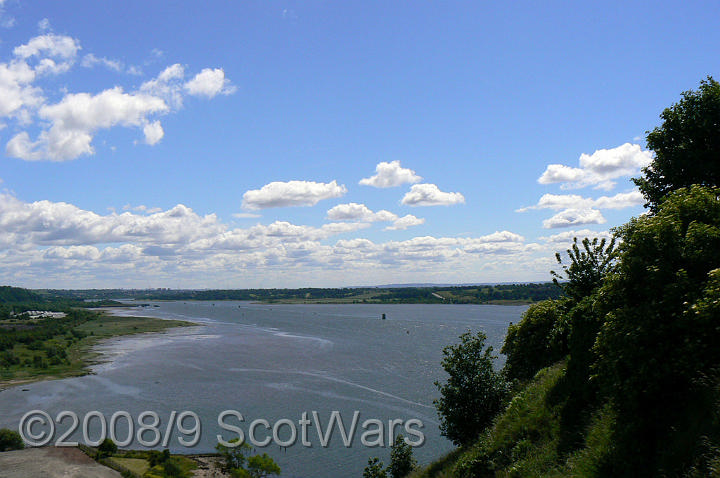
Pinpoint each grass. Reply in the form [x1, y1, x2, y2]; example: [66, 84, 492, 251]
[107, 456, 150, 476]
[0, 314, 194, 388]
[413, 362, 568, 478]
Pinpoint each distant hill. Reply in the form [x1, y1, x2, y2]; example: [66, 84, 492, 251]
[0, 286, 42, 303]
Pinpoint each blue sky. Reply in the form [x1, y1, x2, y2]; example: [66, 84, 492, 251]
[0, 0, 718, 288]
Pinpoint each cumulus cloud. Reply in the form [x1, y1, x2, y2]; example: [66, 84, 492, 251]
[542, 208, 606, 229]
[242, 180, 348, 210]
[326, 203, 425, 230]
[538, 143, 652, 190]
[359, 160, 422, 188]
[7, 87, 169, 160]
[401, 183, 465, 206]
[0, 33, 235, 161]
[0, 192, 551, 288]
[143, 120, 164, 145]
[184, 68, 236, 97]
[517, 190, 645, 212]
[539, 229, 613, 245]
[326, 203, 396, 222]
[385, 214, 425, 230]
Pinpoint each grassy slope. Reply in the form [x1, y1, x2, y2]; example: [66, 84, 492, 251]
[412, 363, 580, 478]
[0, 314, 194, 388]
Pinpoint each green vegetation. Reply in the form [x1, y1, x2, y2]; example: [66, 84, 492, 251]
[0, 293, 192, 388]
[0, 428, 24, 452]
[412, 77, 720, 477]
[434, 332, 509, 447]
[79, 444, 199, 478]
[44, 282, 563, 305]
[215, 439, 281, 477]
[364, 435, 418, 478]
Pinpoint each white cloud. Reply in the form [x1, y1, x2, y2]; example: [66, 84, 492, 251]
[326, 203, 396, 222]
[13, 34, 80, 75]
[359, 160, 422, 188]
[326, 203, 425, 230]
[184, 68, 236, 97]
[14, 34, 79, 60]
[232, 212, 261, 219]
[7, 87, 169, 160]
[538, 143, 652, 190]
[0, 32, 234, 161]
[401, 183, 465, 206]
[542, 208, 606, 229]
[37, 18, 51, 31]
[81, 53, 123, 72]
[517, 190, 645, 212]
[539, 229, 612, 245]
[140, 63, 185, 108]
[242, 180, 348, 210]
[143, 120, 164, 145]
[0, 192, 555, 288]
[385, 214, 425, 230]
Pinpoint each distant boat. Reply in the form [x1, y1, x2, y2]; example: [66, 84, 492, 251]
[381, 313, 386, 320]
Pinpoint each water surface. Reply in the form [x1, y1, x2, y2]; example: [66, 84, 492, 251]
[0, 301, 526, 477]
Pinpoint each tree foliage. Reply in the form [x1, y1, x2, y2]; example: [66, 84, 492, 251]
[502, 299, 566, 382]
[593, 185, 720, 475]
[434, 331, 508, 446]
[388, 435, 417, 478]
[215, 440, 280, 478]
[634, 76, 720, 211]
[551, 237, 617, 302]
[0, 428, 24, 452]
[363, 457, 388, 478]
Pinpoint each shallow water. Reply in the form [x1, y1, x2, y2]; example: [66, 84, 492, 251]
[0, 301, 526, 477]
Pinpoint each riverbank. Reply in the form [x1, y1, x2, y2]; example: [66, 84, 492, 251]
[0, 311, 194, 390]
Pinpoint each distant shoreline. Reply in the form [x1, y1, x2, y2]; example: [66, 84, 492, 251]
[0, 310, 194, 390]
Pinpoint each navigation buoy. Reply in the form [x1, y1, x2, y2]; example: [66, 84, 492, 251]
[381, 313, 386, 320]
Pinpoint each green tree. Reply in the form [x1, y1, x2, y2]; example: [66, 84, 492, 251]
[162, 457, 183, 477]
[502, 299, 566, 382]
[551, 236, 617, 302]
[388, 434, 416, 478]
[0, 428, 24, 451]
[594, 186, 720, 476]
[363, 457, 387, 478]
[215, 439, 251, 473]
[434, 331, 508, 446]
[97, 438, 117, 458]
[634, 76, 720, 211]
[246, 453, 281, 478]
[215, 440, 280, 478]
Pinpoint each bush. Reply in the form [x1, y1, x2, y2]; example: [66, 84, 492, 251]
[434, 331, 509, 446]
[0, 428, 25, 451]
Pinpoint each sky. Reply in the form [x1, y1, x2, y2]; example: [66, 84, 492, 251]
[0, 0, 718, 289]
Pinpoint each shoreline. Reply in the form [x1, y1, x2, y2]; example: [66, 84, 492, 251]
[0, 309, 195, 391]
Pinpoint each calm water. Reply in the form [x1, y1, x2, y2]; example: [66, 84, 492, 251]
[0, 301, 525, 477]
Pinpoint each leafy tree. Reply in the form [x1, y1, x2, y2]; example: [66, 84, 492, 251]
[216, 439, 251, 473]
[97, 438, 117, 458]
[363, 457, 387, 478]
[594, 186, 720, 476]
[215, 440, 280, 478]
[502, 299, 566, 382]
[634, 76, 720, 211]
[388, 435, 416, 478]
[0, 428, 24, 451]
[162, 458, 183, 478]
[246, 453, 281, 478]
[434, 331, 508, 446]
[551, 237, 617, 302]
